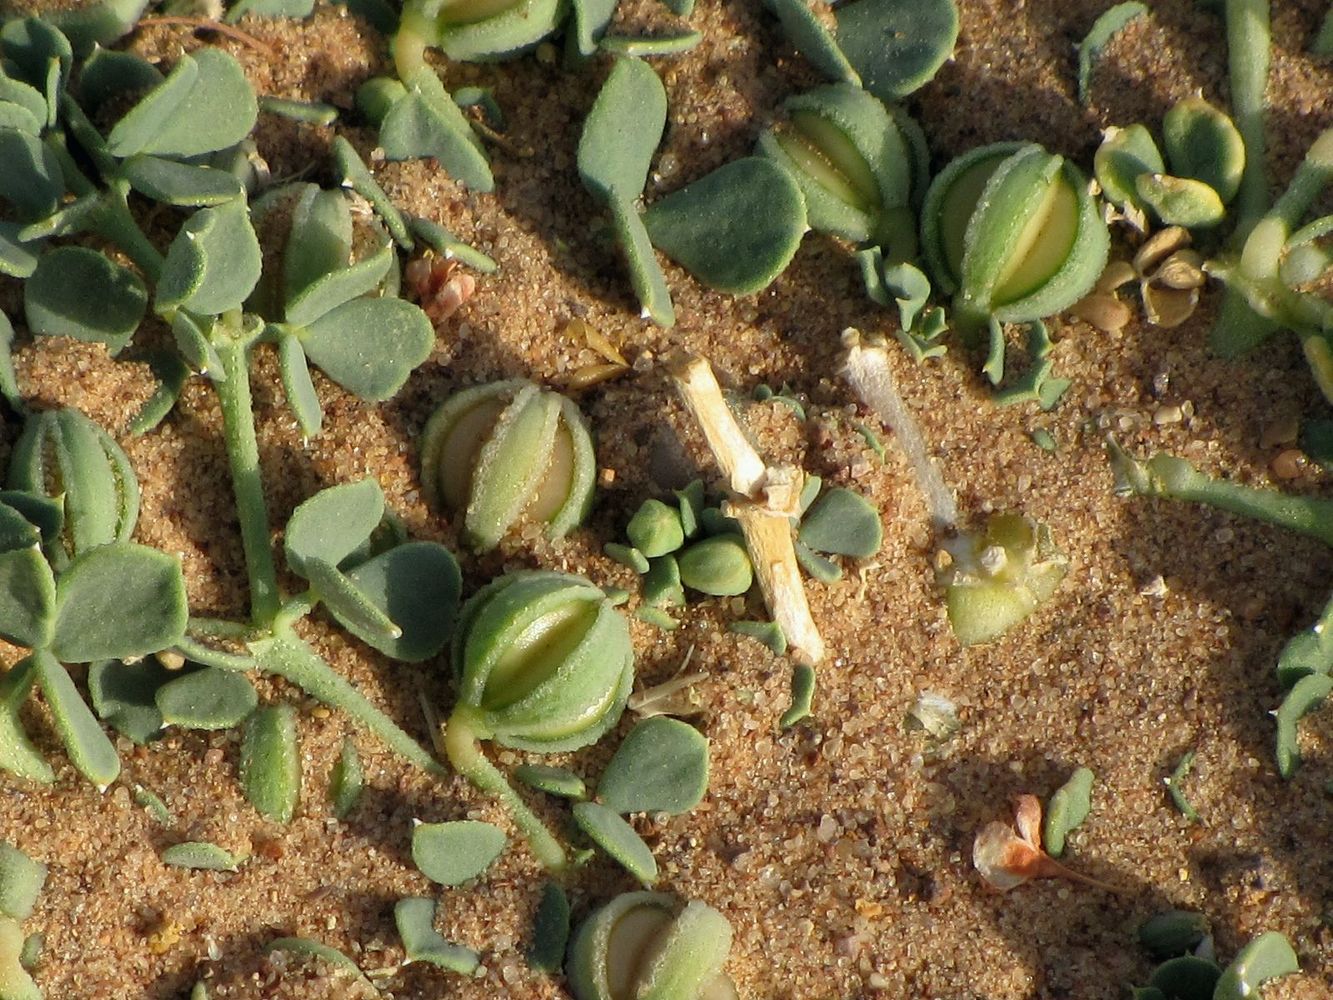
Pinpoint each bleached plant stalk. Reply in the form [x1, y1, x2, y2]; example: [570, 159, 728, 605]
[667, 354, 826, 666]
[841, 328, 958, 530]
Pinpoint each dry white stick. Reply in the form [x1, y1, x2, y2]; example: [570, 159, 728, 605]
[667, 353, 825, 666]
[841, 328, 958, 530]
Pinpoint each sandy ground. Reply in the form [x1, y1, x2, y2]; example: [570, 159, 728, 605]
[1, 0, 1331, 997]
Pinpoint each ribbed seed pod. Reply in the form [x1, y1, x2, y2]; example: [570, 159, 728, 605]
[921, 142, 1109, 337]
[568, 892, 737, 1000]
[6, 407, 140, 565]
[451, 571, 633, 752]
[421, 380, 596, 551]
[757, 83, 918, 249]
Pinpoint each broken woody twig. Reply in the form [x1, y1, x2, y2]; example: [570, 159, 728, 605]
[666, 353, 826, 666]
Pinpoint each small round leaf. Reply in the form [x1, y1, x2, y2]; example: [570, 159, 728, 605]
[597, 717, 708, 815]
[156, 667, 258, 731]
[572, 801, 657, 885]
[411, 820, 506, 886]
[24, 247, 147, 354]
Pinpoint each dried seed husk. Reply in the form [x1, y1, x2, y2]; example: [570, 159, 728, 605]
[1134, 225, 1192, 274]
[1069, 291, 1131, 333]
[1142, 282, 1199, 328]
[677, 536, 754, 597]
[1163, 96, 1245, 206]
[757, 83, 915, 243]
[568, 892, 735, 1000]
[1093, 124, 1164, 213]
[7, 407, 140, 566]
[1153, 249, 1206, 289]
[452, 571, 634, 751]
[420, 380, 596, 551]
[937, 513, 1069, 646]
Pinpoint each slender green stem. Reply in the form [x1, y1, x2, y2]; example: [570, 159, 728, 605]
[1109, 441, 1333, 548]
[444, 706, 568, 872]
[1225, 0, 1272, 239]
[188, 616, 259, 640]
[99, 181, 165, 283]
[273, 591, 317, 631]
[392, 3, 434, 80]
[172, 635, 257, 673]
[215, 332, 282, 626]
[251, 629, 446, 777]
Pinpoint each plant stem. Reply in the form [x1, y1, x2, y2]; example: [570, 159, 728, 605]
[444, 706, 568, 872]
[392, 3, 434, 80]
[251, 630, 447, 777]
[215, 331, 281, 626]
[100, 181, 166, 283]
[1226, 0, 1272, 240]
[1109, 441, 1333, 548]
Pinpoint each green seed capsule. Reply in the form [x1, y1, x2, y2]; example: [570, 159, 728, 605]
[626, 498, 685, 558]
[757, 83, 918, 248]
[921, 142, 1109, 338]
[452, 571, 634, 752]
[6, 407, 140, 566]
[936, 513, 1068, 646]
[677, 536, 754, 597]
[568, 892, 738, 1000]
[421, 380, 596, 552]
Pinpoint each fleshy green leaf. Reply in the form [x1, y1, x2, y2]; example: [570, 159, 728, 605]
[1213, 932, 1299, 1000]
[340, 541, 461, 661]
[75, 48, 162, 116]
[161, 841, 239, 871]
[0, 658, 53, 783]
[798, 487, 882, 557]
[284, 184, 353, 307]
[277, 333, 322, 438]
[285, 241, 393, 327]
[514, 763, 587, 799]
[0, 842, 46, 921]
[157, 199, 263, 316]
[107, 49, 258, 159]
[1148, 955, 1222, 999]
[227, 0, 317, 20]
[1275, 672, 1331, 778]
[644, 157, 807, 295]
[241, 705, 301, 823]
[170, 311, 225, 377]
[598, 31, 702, 55]
[578, 57, 666, 203]
[0, 914, 41, 1000]
[572, 801, 657, 885]
[329, 737, 363, 819]
[156, 667, 258, 730]
[394, 897, 481, 973]
[32, 648, 120, 787]
[265, 938, 373, 987]
[571, 0, 618, 57]
[1042, 766, 1094, 858]
[597, 716, 708, 815]
[407, 215, 498, 274]
[0, 76, 46, 130]
[1162, 95, 1245, 205]
[1076, 2, 1148, 104]
[330, 136, 413, 250]
[127, 350, 192, 435]
[284, 478, 385, 577]
[298, 297, 434, 401]
[24, 246, 146, 354]
[435, 0, 565, 61]
[1135, 173, 1225, 229]
[0, 17, 72, 101]
[50, 543, 188, 663]
[0, 221, 41, 279]
[0, 548, 55, 650]
[48, 0, 149, 57]
[0, 130, 63, 222]
[122, 155, 245, 207]
[87, 658, 172, 744]
[610, 196, 674, 327]
[764, 0, 860, 84]
[380, 68, 493, 193]
[1094, 124, 1165, 214]
[305, 558, 402, 645]
[834, 0, 958, 101]
[528, 881, 570, 973]
[411, 820, 506, 886]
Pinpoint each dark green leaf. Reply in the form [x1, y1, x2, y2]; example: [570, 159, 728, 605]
[0, 493, 61, 552]
[330, 136, 413, 250]
[798, 487, 882, 557]
[1076, 2, 1148, 104]
[0, 221, 41, 279]
[597, 716, 708, 815]
[277, 333, 322, 438]
[161, 841, 238, 871]
[241, 705, 301, 823]
[170, 311, 225, 377]
[411, 820, 506, 886]
[1042, 766, 1094, 857]
[1213, 932, 1299, 1000]
[407, 215, 498, 274]
[305, 558, 402, 645]
[50, 543, 188, 663]
[71, 46, 160, 117]
[764, 0, 860, 84]
[156, 667, 258, 730]
[0, 657, 53, 783]
[644, 157, 806, 295]
[299, 297, 434, 400]
[341, 541, 461, 661]
[610, 196, 674, 327]
[48, 0, 148, 57]
[528, 882, 569, 973]
[394, 897, 481, 973]
[122, 155, 245, 207]
[257, 95, 337, 123]
[1149, 955, 1221, 999]
[127, 350, 192, 435]
[572, 801, 657, 885]
[0, 18, 71, 98]
[1275, 673, 1332, 778]
[578, 57, 666, 202]
[0, 548, 55, 650]
[834, 0, 958, 101]
[729, 620, 786, 655]
[328, 737, 362, 819]
[107, 49, 257, 159]
[0, 506, 39, 555]
[283, 184, 352, 305]
[24, 246, 146, 353]
[0, 75, 46, 130]
[157, 199, 263, 316]
[513, 763, 586, 799]
[87, 658, 172, 744]
[265, 938, 373, 986]
[33, 648, 120, 787]
[779, 662, 816, 727]
[0, 130, 64, 221]
[1139, 911, 1208, 960]
[380, 68, 493, 193]
[285, 241, 393, 327]
[284, 478, 385, 576]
